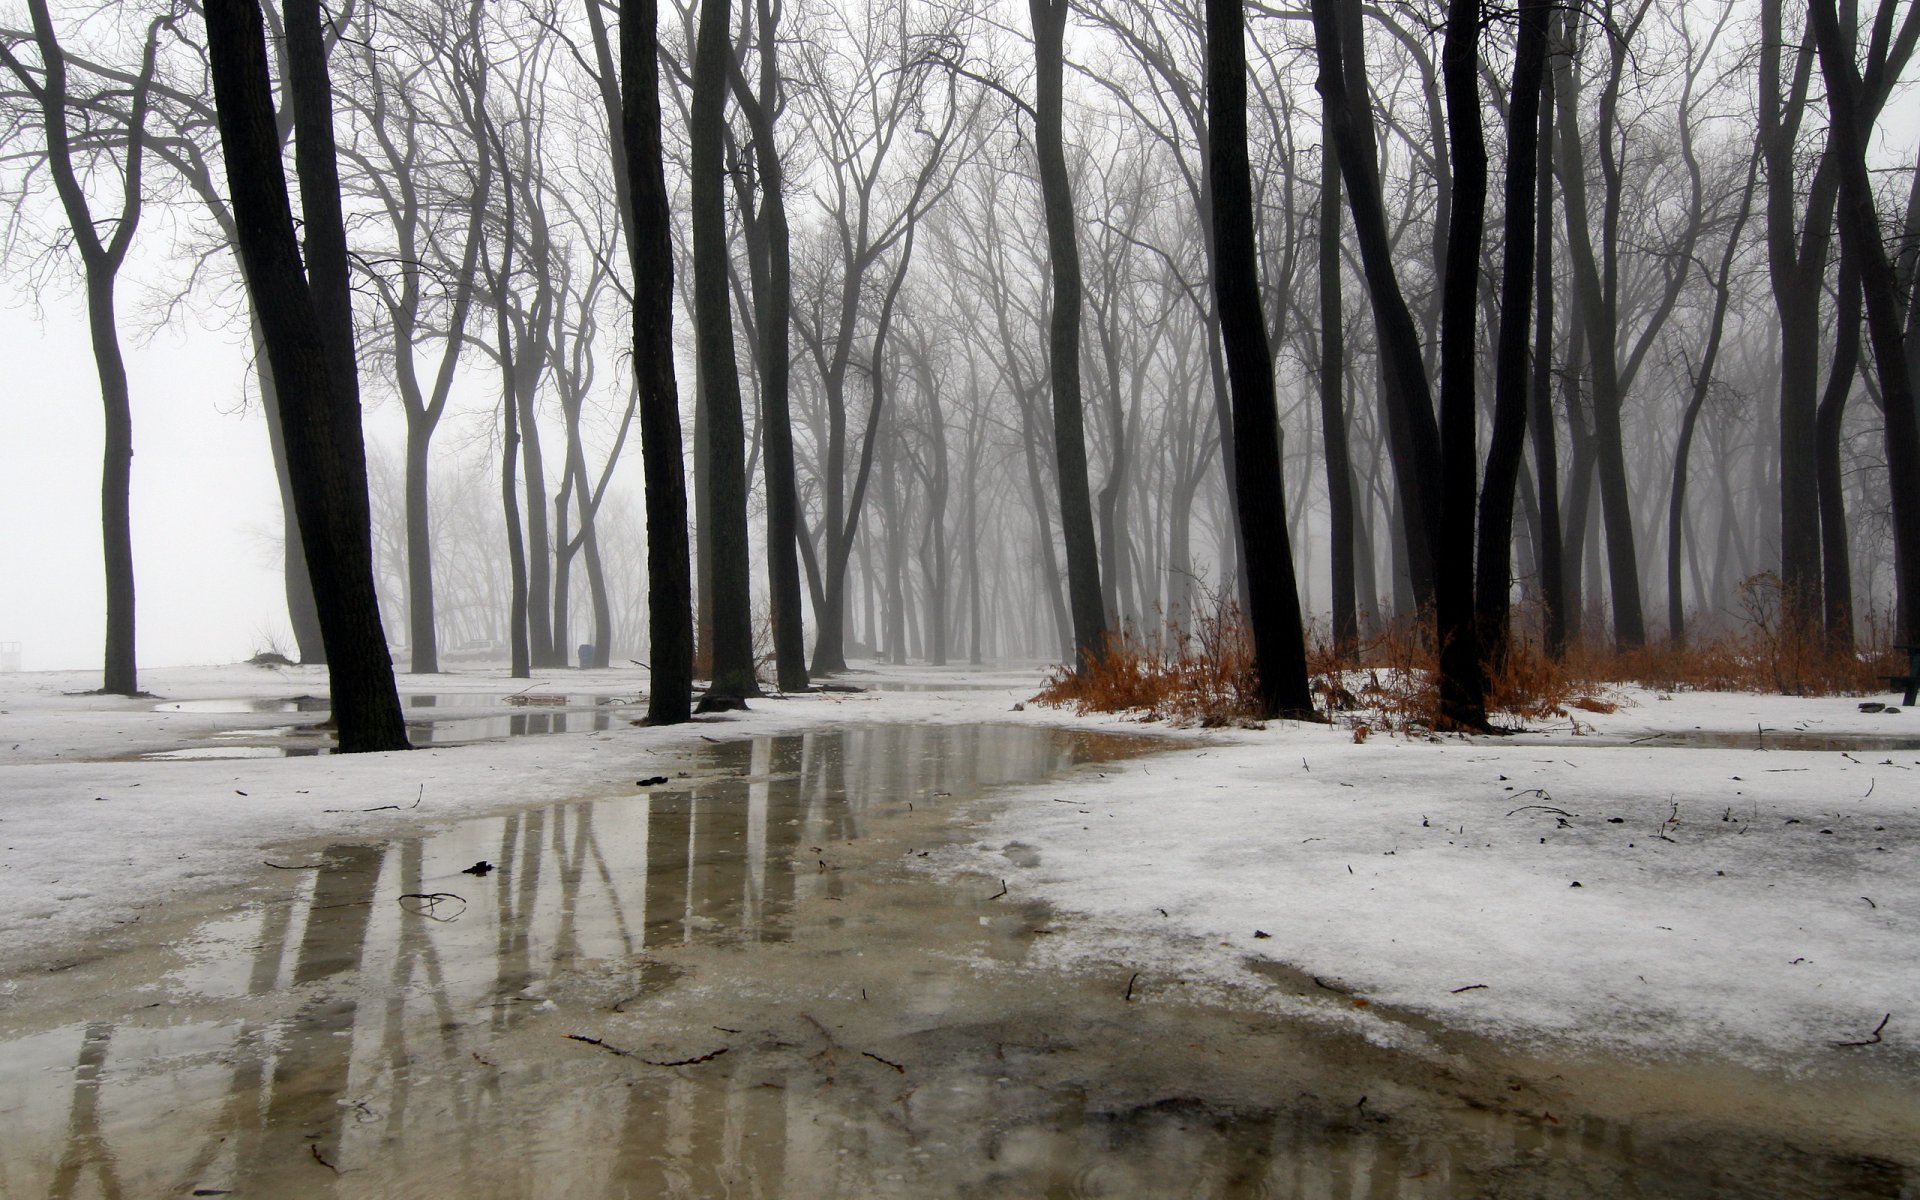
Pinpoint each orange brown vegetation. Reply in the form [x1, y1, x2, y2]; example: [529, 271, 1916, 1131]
[1036, 576, 1892, 732]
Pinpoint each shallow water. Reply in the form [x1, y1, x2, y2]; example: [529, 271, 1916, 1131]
[5, 725, 1914, 1198]
[144, 694, 627, 759]
[1620, 728, 1920, 753]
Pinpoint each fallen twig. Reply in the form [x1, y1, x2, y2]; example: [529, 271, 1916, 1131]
[862, 1051, 906, 1073]
[1125, 972, 1140, 1002]
[567, 1034, 730, 1066]
[1833, 1013, 1891, 1048]
[398, 892, 467, 922]
[1450, 984, 1489, 994]
[988, 879, 1008, 900]
[310, 1144, 338, 1173]
[263, 861, 321, 870]
[1506, 804, 1574, 819]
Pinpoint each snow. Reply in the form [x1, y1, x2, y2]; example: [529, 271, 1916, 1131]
[1, 660, 1915, 1075]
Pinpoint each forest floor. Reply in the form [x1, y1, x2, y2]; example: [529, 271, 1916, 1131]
[0, 660, 1915, 1194]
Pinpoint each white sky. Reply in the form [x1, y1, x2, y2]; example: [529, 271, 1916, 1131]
[0, 294, 289, 673]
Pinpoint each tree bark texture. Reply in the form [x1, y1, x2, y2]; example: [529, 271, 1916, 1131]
[1030, 0, 1108, 672]
[1475, 0, 1548, 666]
[1205, 0, 1313, 717]
[622, 0, 695, 721]
[204, 0, 408, 752]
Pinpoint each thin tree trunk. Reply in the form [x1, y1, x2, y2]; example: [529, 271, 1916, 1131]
[1475, 0, 1548, 667]
[1317, 87, 1357, 654]
[730, 0, 807, 692]
[1030, 0, 1107, 672]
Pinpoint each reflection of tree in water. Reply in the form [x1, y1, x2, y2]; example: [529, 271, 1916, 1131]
[46, 1024, 124, 1200]
[19, 727, 1902, 1198]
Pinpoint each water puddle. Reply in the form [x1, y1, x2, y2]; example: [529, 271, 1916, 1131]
[144, 695, 629, 759]
[4, 725, 1912, 1198]
[1621, 729, 1920, 753]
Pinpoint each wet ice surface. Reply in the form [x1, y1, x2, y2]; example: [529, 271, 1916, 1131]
[2, 724, 1914, 1198]
[141, 693, 630, 759]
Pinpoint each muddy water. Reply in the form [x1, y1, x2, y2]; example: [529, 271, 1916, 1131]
[2, 725, 1913, 1198]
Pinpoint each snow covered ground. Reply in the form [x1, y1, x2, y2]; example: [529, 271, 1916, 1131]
[2, 660, 1914, 1078]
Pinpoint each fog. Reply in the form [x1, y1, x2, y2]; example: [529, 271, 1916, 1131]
[2, 0, 1915, 722]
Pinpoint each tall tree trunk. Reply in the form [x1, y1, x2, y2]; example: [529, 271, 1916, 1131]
[252, 324, 326, 662]
[1475, 0, 1549, 667]
[1432, 0, 1489, 728]
[1527, 68, 1566, 658]
[204, 0, 407, 752]
[1816, 253, 1863, 653]
[621, 0, 694, 721]
[1206, 0, 1313, 717]
[1670, 159, 1759, 645]
[690, 0, 759, 697]
[1029, 0, 1107, 671]
[1310, 0, 1443, 600]
[1809, 0, 1920, 645]
[9, 0, 167, 695]
[1317, 87, 1357, 654]
[730, 0, 807, 692]
[1550, 19, 1645, 648]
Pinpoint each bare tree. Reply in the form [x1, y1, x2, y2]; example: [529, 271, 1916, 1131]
[0, 2, 173, 695]
[1029, 0, 1106, 671]
[202, 0, 406, 751]
[622, 0, 695, 720]
[1203, 0, 1310, 717]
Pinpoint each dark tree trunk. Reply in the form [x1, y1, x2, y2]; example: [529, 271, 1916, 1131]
[1310, 0, 1443, 598]
[1317, 86, 1357, 654]
[690, 0, 759, 698]
[687, 0, 752, 702]
[1205, 0, 1313, 718]
[1432, 0, 1488, 728]
[1670, 161, 1758, 646]
[730, 0, 808, 692]
[1809, 0, 1920, 645]
[500, 347, 531, 681]
[621, 0, 694, 722]
[203, 0, 407, 752]
[1816, 243, 1863, 654]
[88, 274, 138, 696]
[252, 327, 326, 662]
[1475, 0, 1549, 667]
[1528, 70, 1566, 658]
[9, 0, 165, 696]
[1029, 0, 1107, 672]
[1550, 20, 1645, 648]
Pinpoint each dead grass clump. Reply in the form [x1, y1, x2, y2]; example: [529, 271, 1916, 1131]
[1037, 577, 1889, 733]
[1034, 601, 1262, 727]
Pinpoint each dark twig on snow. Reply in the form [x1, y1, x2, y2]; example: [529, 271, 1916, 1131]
[1506, 804, 1575, 819]
[1833, 1013, 1891, 1048]
[310, 1144, 338, 1172]
[263, 860, 321, 869]
[567, 1034, 729, 1066]
[988, 879, 1008, 900]
[1451, 983, 1489, 993]
[862, 1051, 907, 1073]
[398, 892, 467, 921]
[1125, 972, 1140, 1002]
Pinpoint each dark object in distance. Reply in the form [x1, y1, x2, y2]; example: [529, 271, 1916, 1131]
[695, 693, 750, 713]
[462, 860, 494, 876]
[637, 776, 670, 786]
